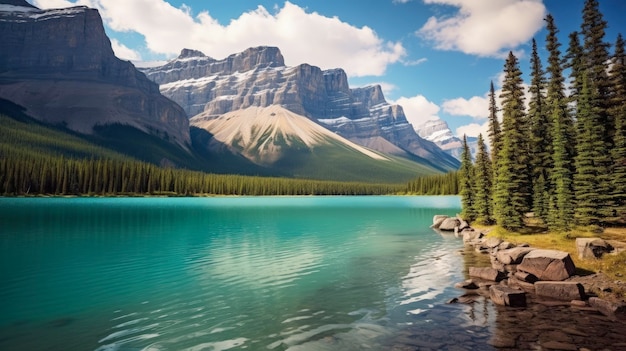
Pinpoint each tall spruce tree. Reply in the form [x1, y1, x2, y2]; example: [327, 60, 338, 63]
[473, 134, 493, 224]
[574, 73, 610, 225]
[459, 135, 476, 221]
[581, 0, 613, 143]
[566, 31, 585, 113]
[493, 52, 530, 230]
[609, 34, 626, 221]
[487, 81, 502, 174]
[545, 14, 575, 230]
[528, 38, 550, 218]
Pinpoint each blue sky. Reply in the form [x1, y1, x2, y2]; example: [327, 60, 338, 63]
[32, 0, 626, 138]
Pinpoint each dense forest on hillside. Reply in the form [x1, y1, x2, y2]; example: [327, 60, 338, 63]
[0, 114, 410, 196]
[459, 0, 626, 229]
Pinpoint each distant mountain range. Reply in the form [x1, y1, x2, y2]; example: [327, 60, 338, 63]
[414, 119, 479, 160]
[141, 47, 460, 171]
[0, 0, 460, 183]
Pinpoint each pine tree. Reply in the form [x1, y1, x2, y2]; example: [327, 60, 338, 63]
[581, 0, 613, 144]
[528, 38, 550, 218]
[473, 134, 493, 224]
[493, 52, 530, 230]
[574, 73, 611, 225]
[487, 81, 502, 169]
[565, 31, 585, 111]
[609, 34, 626, 222]
[459, 135, 476, 221]
[545, 14, 575, 230]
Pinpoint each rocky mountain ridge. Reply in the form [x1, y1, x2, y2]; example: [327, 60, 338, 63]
[142, 47, 460, 170]
[0, 0, 190, 148]
[415, 118, 478, 160]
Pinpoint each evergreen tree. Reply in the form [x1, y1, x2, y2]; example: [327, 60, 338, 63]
[493, 52, 530, 230]
[574, 73, 611, 225]
[565, 31, 585, 111]
[487, 81, 502, 169]
[549, 98, 575, 230]
[581, 0, 612, 137]
[473, 134, 493, 224]
[609, 34, 626, 221]
[459, 135, 476, 221]
[528, 38, 550, 218]
[545, 14, 575, 230]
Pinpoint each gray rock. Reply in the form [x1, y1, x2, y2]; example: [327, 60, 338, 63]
[431, 216, 447, 229]
[496, 247, 535, 265]
[438, 217, 460, 231]
[489, 285, 527, 307]
[469, 267, 505, 282]
[455, 279, 479, 289]
[517, 249, 576, 281]
[483, 237, 503, 249]
[462, 229, 483, 243]
[513, 271, 538, 283]
[498, 241, 516, 250]
[534, 281, 585, 301]
[588, 297, 626, 320]
[507, 276, 536, 293]
[575, 237, 614, 259]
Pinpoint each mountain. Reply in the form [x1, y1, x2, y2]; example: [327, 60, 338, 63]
[0, 0, 190, 152]
[190, 105, 439, 182]
[142, 47, 460, 171]
[414, 118, 479, 160]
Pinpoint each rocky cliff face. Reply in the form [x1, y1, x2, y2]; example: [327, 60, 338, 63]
[143, 47, 459, 169]
[0, 1, 190, 147]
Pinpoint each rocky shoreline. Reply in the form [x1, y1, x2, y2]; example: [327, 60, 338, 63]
[432, 215, 626, 316]
[430, 215, 626, 349]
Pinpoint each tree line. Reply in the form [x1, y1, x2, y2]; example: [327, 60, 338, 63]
[459, 0, 626, 230]
[0, 152, 407, 196]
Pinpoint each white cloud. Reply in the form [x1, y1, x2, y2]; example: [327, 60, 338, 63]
[456, 122, 488, 138]
[402, 57, 428, 66]
[442, 95, 489, 120]
[392, 95, 440, 127]
[417, 0, 546, 57]
[34, 0, 405, 77]
[110, 39, 141, 61]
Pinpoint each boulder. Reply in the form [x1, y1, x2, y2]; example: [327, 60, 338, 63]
[588, 297, 626, 320]
[455, 215, 470, 231]
[462, 229, 484, 244]
[489, 285, 527, 307]
[517, 249, 576, 281]
[431, 215, 448, 229]
[576, 238, 613, 259]
[454, 280, 479, 289]
[469, 267, 506, 282]
[513, 271, 538, 284]
[498, 241, 516, 250]
[496, 247, 535, 265]
[483, 237, 503, 249]
[507, 276, 536, 293]
[534, 281, 585, 301]
[438, 217, 460, 231]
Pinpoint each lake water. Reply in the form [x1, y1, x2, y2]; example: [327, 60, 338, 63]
[0, 196, 499, 350]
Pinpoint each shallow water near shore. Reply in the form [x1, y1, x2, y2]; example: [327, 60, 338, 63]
[1, 196, 625, 351]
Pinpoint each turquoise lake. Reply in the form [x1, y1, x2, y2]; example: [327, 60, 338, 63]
[0, 196, 499, 350]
